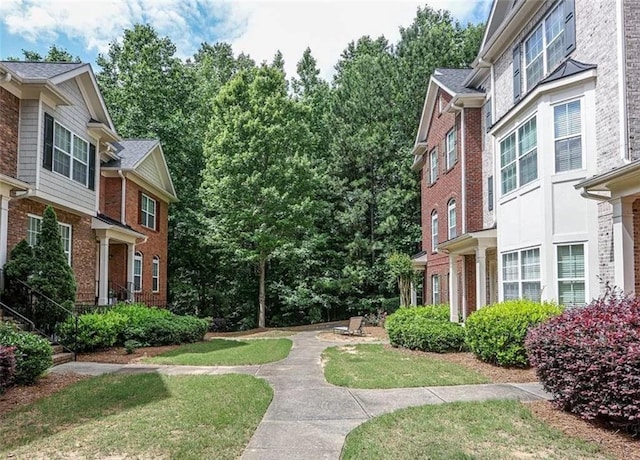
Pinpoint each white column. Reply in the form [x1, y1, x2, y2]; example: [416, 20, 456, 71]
[612, 197, 635, 294]
[476, 245, 488, 310]
[449, 256, 459, 322]
[0, 196, 9, 269]
[461, 256, 467, 321]
[410, 282, 417, 306]
[126, 243, 135, 300]
[98, 236, 110, 305]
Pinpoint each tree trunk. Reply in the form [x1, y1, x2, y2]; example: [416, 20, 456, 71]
[258, 257, 266, 328]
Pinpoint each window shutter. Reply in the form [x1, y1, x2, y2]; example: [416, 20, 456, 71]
[513, 44, 521, 102]
[43, 113, 54, 171]
[88, 144, 96, 190]
[488, 176, 494, 211]
[138, 191, 143, 225]
[440, 139, 446, 172]
[155, 201, 160, 231]
[564, 0, 576, 56]
[485, 100, 492, 132]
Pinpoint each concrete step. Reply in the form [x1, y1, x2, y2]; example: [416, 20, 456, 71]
[53, 352, 74, 366]
[51, 344, 64, 354]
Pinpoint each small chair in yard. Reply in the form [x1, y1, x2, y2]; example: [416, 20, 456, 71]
[333, 316, 365, 336]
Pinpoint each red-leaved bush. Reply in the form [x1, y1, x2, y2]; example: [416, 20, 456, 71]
[525, 293, 640, 432]
[0, 345, 17, 393]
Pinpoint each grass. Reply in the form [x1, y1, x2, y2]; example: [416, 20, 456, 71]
[323, 344, 489, 388]
[1, 373, 272, 459]
[144, 338, 293, 366]
[341, 399, 614, 460]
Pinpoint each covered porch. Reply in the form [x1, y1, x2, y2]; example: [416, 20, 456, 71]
[438, 229, 498, 322]
[92, 214, 146, 305]
[410, 251, 428, 306]
[576, 160, 640, 295]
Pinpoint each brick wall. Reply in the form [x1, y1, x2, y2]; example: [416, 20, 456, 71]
[7, 199, 96, 303]
[464, 107, 484, 233]
[0, 87, 19, 178]
[120, 179, 169, 304]
[101, 177, 122, 221]
[625, 1, 640, 160]
[464, 254, 476, 315]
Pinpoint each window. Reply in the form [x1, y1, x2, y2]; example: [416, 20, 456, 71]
[27, 215, 72, 264]
[554, 100, 582, 172]
[432, 275, 440, 305]
[446, 129, 456, 169]
[152, 256, 160, 292]
[502, 248, 541, 301]
[557, 244, 585, 305]
[500, 116, 537, 194]
[429, 149, 438, 184]
[141, 194, 157, 230]
[431, 211, 438, 252]
[448, 199, 456, 240]
[53, 122, 89, 186]
[524, 1, 565, 91]
[133, 252, 143, 292]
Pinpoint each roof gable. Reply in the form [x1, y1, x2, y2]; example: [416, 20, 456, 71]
[480, 0, 518, 53]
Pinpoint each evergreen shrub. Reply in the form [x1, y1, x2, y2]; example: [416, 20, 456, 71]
[465, 300, 562, 367]
[385, 305, 465, 352]
[526, 294, 640, 432]
[0, 345, 17, 392]
[0, 323, 52, 384]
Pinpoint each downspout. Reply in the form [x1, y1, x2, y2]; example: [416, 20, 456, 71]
[616, 0, 629, 161]
[451, 100, 467, 234]
[118, 170, 126, 225]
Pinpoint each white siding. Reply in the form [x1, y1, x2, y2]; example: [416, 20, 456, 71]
[17, 99, 39, 183]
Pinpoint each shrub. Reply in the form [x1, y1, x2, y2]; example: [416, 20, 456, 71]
[209, 317, 229, 332]
[385, 305, 464, 352]
[526, 294, 640, 431]
[465, 300, 562, 367]
[0, 323, 52, 385]
[124, 340, 142, 354]
[57, 312, 129, 352]
[122, 315, 207, 346]
[0, 345, 17, 392]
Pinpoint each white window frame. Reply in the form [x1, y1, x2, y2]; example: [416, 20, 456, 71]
[141, 194, 157, 230]
[133, 252, 143, 292]
[431, 274, 440, 305]
[152, 256, 160, 293]
[501, 247, 541, 302]
[52, 121, 89, 187]
[431, 211, 438, 252]
[553, 99, 583, 173]
[524, 0, 566, 91]
[26, 214, 72, 264]
[429, 149, 438, 184]
[446, 129, 456, 169]
[556, 243, 586, 306]
[499, 115, 538, 195]
[447, 199, 456, 240]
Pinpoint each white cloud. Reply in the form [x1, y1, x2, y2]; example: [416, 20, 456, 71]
[0, 0, 489, 77]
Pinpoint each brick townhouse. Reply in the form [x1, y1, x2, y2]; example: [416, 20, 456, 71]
[0, 61, 177, 307]
[413, 0, 640, 319]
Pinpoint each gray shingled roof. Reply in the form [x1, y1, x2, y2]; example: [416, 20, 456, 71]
[432, 68, 482, 95]
[540, 59, 597, 85]
[105, 139, 159, 169]
[0, 61, 87, 80]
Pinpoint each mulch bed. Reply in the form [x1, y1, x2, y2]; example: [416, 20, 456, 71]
[0, 373, 87, 416]
[77, 345, 180, 364]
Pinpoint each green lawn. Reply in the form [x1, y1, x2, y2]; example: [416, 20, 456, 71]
[323, 344, 489, 388]
[1, 373, 272, 459]
[342, 400, 613, 460]
[145, 338, 293, 366]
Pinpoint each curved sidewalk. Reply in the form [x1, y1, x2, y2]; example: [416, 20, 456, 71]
[51, 331, 552, 460]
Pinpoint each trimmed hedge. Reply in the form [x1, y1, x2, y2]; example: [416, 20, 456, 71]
[0, 345, 17, 392]
[526, 294, 640, 431]
[0, 323, 52, 385]
[465, 300, 562, 367]
[57, 303, 208, 351]
[386, 305, 465, 353]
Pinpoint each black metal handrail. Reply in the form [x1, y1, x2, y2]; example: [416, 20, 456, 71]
[0, 301, 36, 331]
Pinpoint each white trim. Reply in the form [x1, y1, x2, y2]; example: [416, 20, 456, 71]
[133, 251, 143, 292]
[448, 199, 457, 240]
[141, 193, 157, 230]
[554, 241, 588, 305]
[51, 119, 90, 187]
[431, 274, 440, 305]
[460, 112, 466, 234]
[152, 255, 160, 293]
[431, 210, 438, 252]
[616, 0, 629, 160]
[552, 98, 584, 173]
[59, 221, 72, 265]
[27, 213, 72, 265]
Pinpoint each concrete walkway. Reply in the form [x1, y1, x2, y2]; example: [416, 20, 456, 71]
[51, 331, 551, 460]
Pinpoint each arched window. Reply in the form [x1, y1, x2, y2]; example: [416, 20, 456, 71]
[152, 256, 160, 293]
[448, 199, 457, 240]
[133, 252, 143, 292]
[431, 210, 438, 252]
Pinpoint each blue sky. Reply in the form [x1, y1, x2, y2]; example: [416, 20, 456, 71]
[0, 1, 491, 78]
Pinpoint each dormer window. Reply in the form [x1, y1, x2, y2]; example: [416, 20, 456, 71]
[524, 1, 565, 91]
